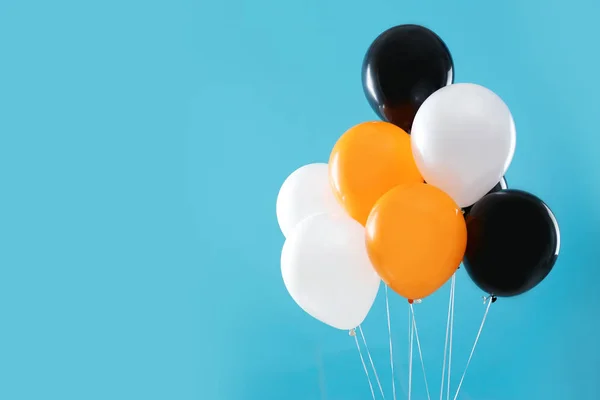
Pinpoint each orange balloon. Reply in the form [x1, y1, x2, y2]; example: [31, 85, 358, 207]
[365, 183, 467, 300]
[329, 121, 423, 225]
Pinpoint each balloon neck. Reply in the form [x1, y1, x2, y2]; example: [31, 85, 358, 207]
[407, 299, 414, 304]
[348, 329, 356, 337]
[483, 295, 498, 304]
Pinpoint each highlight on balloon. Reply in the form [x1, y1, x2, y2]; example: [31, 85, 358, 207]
[274, 23, 560, 400]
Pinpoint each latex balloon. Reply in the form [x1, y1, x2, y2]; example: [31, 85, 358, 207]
[463, 190, 560, 297]
[329, 121, 423, 225]
[362, 24, 454, 132]
[463, 176, 508, 216]
[276, 163, 345, 238]
[365, 183, 466, 300]
[281, 213, 380, 330]
[411, 83, 516, 208]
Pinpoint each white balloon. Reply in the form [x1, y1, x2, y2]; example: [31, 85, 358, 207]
[276, 163, 345, 238]
[411, 83, 516, 207]
[281, 213, 380, 330]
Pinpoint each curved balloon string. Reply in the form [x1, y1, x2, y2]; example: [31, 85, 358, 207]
[358, 326, 386, 399]
[411, 304, 432, 400]
[352, 329, 376, 400]
[452, 298, 493, 400]
[440, 275, 455, 400]
[408, 305, 414, 400]
[384, 285, 398, 400]
[447, 276, 456, 400]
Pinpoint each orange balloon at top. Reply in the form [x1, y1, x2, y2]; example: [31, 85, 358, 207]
[329, 121, 423, 225]
[366, 183, 467, 300]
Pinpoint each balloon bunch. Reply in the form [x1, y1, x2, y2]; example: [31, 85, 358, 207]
[277, 24, 560, 331]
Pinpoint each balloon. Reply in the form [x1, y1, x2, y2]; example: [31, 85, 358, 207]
[329, 121, 423, 225]
[276, 163, 345, 238]
[365, 183, 466, 300]
[281, 213, 380, 330]
[362, 24, 454, 132]
[463, 190, 560, 297]
[463, 176, 508, 216]
[411, 83, 516, 208]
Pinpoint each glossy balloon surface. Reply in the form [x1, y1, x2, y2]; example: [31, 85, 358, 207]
[329, 121, 422, 225]
[462, 177, 508, 216]
[362, 24, 454, 132]
[463, 190, 560, 297]
[366, 183, 466, 300]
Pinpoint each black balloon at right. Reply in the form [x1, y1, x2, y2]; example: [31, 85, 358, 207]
[362, 24, 454, 133]
[463, 190, 560, 297]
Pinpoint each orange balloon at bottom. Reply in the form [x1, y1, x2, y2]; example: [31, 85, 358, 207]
[365, 183, 467, 300]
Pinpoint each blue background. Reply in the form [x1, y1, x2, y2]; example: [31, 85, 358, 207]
[1, 0, 599, 399]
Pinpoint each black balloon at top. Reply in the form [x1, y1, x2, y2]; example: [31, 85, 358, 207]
[362, 24, 454, 133]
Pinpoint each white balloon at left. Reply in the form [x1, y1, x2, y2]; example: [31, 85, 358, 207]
[281, 213, 380, 330]
[276, 163, 345, 238]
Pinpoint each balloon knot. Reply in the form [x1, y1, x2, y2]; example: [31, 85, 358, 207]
[408, 299, 414, 304]
[491, 295, 498, 303]
[349, 329, 356, 337]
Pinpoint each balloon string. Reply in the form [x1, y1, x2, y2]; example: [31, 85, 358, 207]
[358, 325, 386, 399]
[452, 298, 492, 400]
[410, 304, 432, 400]
[352, 329, 376, 400]
[446, 275, 456, 400]
[440, 275, 455, 400]
[384, 285, 398, 400]
[408, 302, 411, 367]
[408, 304, 414, 400]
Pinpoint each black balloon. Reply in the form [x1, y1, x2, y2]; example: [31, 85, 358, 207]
[362, 24, 454, 132]
[462, 177, 508, 216]
[463, 190, 560, 297]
